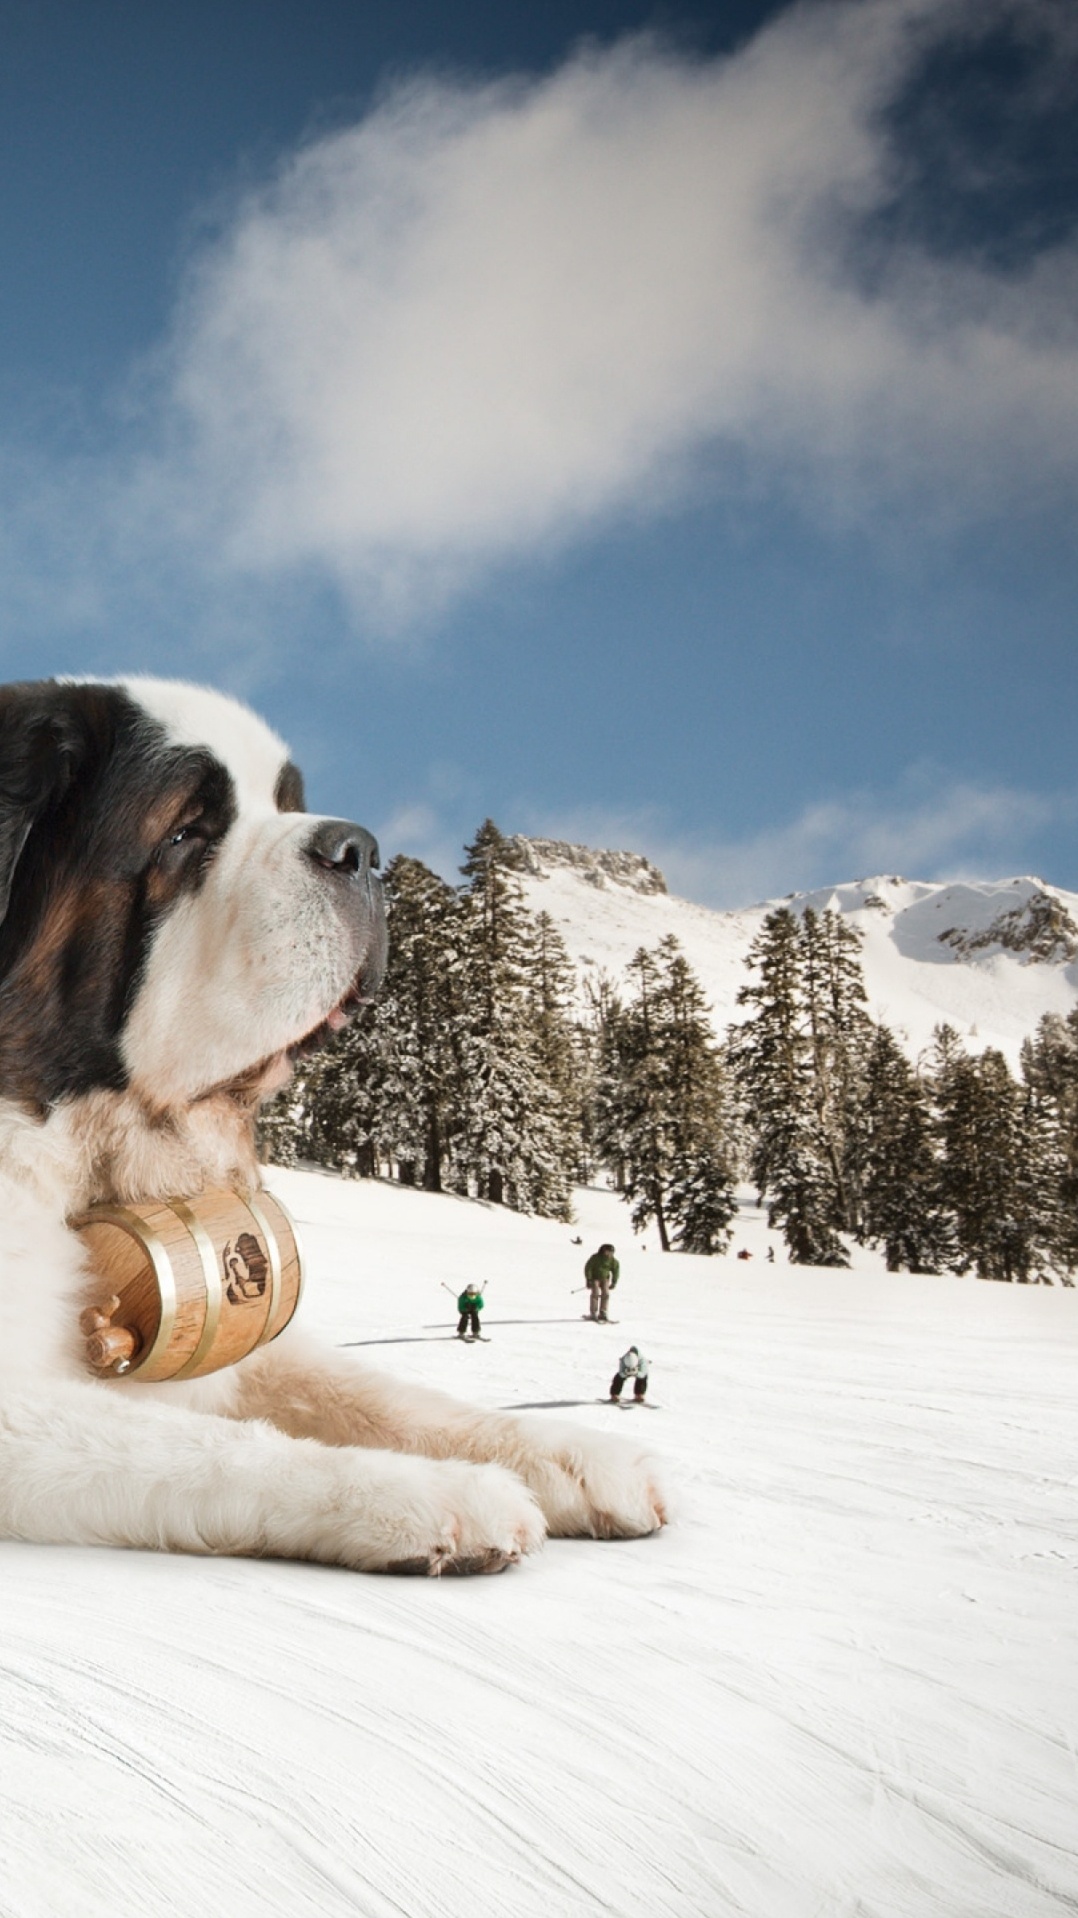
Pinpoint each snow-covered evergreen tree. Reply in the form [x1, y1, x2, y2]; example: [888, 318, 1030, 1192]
[601, 944, 676, 1249]
[732, 908, 848, 1266]
[1018, 1011, 1078, 1283]
[665, 1143, 738, 1255]
[370, 855, 462, 1189]
[862, 1023, 953, 1273]
[256, 1048, 330, 1168]
[933, 1037, 1042, 1282]
[801, 907, 874, 1238]
[595, 937, 736, 1253]
[452, 821, 572, 1218]
[523, 909, 588, 1183]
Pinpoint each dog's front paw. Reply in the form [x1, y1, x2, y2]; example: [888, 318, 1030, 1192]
[332, 1454, 547, 1576]
[516, 1424, 669, 1541]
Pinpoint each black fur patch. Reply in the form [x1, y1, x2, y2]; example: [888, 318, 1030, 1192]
[0, 681, 237, 1107]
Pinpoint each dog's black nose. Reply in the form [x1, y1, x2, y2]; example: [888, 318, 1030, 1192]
[305, 820, 380, 877]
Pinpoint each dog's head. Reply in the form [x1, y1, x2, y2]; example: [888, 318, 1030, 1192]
[0, 677, 386, 1112]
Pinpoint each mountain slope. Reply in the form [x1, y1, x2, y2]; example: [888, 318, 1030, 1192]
[513, 839, 1078, 1064]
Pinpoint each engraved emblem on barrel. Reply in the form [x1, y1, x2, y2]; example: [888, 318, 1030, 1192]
[223, 1230, 268, 1304]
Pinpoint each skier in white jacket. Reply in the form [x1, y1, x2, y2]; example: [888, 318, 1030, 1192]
[609, 1346, 649, 1402]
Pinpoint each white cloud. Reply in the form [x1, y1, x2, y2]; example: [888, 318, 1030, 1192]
[113, 0, 1078, 621]
[529, 774, 1073, 909]
[4, 0, 1077, 637]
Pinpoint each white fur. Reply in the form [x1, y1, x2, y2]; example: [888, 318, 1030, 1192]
[119, 679, 370, 1104]
[122, 806, 367, 1106]
[0, 681, 668, 1575]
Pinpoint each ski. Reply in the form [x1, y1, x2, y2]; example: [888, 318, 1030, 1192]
[599, 1398, 660, 1409]
[581, 1316, 619, 1324]
[458, 1334, 491, 1343]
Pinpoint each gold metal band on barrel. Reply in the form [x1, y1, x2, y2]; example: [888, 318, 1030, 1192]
[246, 1192, 284, 1347]
[168, 1198, 223, 1380]
[76, 1205, 178, 1378]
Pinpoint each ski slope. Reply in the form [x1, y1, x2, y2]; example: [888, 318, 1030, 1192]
[2, 1164, 1076, 1917]
[516, 847, 1078, 1066]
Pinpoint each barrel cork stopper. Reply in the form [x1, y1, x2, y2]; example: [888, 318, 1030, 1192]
[80, 1296, 140, 1375]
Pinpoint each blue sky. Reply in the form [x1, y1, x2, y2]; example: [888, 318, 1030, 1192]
[0, 0, 1075, 906]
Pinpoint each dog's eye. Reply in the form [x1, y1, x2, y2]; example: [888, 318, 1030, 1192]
[158, 821, 206, 863]
[166, 823, 203, 849]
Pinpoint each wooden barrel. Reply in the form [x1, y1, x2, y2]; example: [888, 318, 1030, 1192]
[72, 1187, 304, 1382]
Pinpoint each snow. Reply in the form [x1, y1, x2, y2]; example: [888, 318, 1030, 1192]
[518, 856, 1078, 1066]
[3, 1164, 1077, 1916]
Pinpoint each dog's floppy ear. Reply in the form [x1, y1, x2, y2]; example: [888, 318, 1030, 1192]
[0, 682, 88, 923]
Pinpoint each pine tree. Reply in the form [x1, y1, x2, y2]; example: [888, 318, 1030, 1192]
[1019, 1012, 1078, 1283]
[589, 973, 628, 1193]
[933, 1038, 1041, 1282]
[595, 937, 736, 1253]
[732, 908, 848, 1265]
[523, 910, 586, 1182]
[305, 1007, 385, 1176]
[657, 939, 737, 1253]
[665, 1143, 738, 1256]
[452, 821, 572, 1217]
[800, 908, 874, 1238]
[370, 855, 462, 1189]
[862, 1024, 953, 1272]
[596, 944, 673, 1246]
[256, 1049, 327, 1168]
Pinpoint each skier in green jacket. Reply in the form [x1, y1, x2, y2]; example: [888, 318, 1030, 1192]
[456, 1284, 484, 1339]
[584, 1243, 619, 1321]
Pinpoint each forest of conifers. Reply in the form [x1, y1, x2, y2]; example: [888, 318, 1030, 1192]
[259, 822, 1078, 1282]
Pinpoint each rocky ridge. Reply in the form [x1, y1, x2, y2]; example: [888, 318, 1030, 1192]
[938, 887, 1078, 965]
[511, 836, 667, 895]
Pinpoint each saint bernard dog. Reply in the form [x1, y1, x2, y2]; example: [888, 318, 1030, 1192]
[0, 677, 666, 1574]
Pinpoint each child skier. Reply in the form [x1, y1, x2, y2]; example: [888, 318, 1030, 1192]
[456, 1284, 485, 1340]
[609, 1346, 649, 1402]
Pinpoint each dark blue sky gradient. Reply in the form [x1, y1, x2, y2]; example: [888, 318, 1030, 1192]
[0, 0, 1074, 903]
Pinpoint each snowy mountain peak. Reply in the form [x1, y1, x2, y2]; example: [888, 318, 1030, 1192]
[937, 882, 1078, 966]
[516, 851, 1078, 1065]
[511, 836, 667, 895]
[780, 875, 925, 918]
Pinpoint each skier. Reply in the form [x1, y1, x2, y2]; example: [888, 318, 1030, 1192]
[609, 1346, 649, 1402]
[584, 1243, 619, 1321]
[456, 1284, 484, 1340]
